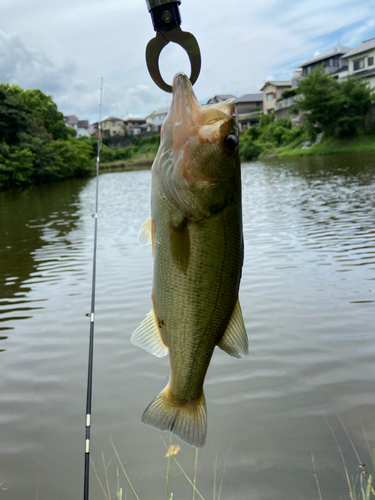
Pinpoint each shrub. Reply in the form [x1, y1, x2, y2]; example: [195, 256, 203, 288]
[260, 113, 275, 128]
[240, 139, 262, 160]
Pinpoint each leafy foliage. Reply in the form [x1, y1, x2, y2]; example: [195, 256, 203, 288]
[280, 88, 296, 100]
[239, 118, 303, 159]
[0, 83, 95, 188]
[296, 65, 375, 136]
[260, 113, 275, 128]
[100, 134, 160, 164]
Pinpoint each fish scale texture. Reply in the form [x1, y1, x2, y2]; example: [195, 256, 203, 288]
[136, 73, 245, 447]
[154, 201, 243, 396]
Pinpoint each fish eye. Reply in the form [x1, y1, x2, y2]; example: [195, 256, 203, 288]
[223, 134, 238, 152]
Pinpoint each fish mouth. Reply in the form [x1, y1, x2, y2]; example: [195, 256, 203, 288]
[170, 73, 200, 152]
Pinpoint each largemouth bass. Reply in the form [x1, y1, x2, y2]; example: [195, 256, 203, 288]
[131, 73, 248, 448]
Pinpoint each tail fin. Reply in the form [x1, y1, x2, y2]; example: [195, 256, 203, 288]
[141, 385, 207, 448]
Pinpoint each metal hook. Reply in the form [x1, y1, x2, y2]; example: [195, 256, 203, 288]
[145, 0, 201, 93]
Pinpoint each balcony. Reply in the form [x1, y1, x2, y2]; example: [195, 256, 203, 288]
[275, 94, 303, 111]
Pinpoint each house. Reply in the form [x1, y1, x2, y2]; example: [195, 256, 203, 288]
[65, 115, 78, 128]
[89, 121, 99, 136]
[344, 38, 375, 88]
[274, 71, 304, 124]
[234, 94, 263, 131]
[123, 116, 147, 135]
[206, 94, 236, 105]
[146, 107, 169, 133]
[64, 115, 90, 137]
[296, 45, 352, 84]
[260, 81, 291, 114]
[100, 117, 124, 137]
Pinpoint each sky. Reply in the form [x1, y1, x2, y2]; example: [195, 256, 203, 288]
[1, 0, 375, 124]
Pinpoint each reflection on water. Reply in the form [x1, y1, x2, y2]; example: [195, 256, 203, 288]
[0, 153, 374, 500]
[0, 179, 90, 351]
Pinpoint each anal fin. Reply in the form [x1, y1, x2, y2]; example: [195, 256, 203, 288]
[218, 299, 248, 358]
[131, 309, 168, 358]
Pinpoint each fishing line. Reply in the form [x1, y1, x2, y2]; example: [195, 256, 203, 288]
[84, 76, 103, 500]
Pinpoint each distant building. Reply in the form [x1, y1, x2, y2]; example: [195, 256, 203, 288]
[206, 94, 236, 105]
[260, 81, 291, 114]
[146, 107, 169, 133]
[296, 45, 352, 83]
[100, 117, 124, 137]
[123, 116, 147, 135]
[344, 38, 375, 88]
[234, 94, 263, 131]
[89, 121, 99, 136]
[64, 115, 90, 137]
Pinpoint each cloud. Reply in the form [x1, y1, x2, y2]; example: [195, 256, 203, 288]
[56, 81, 172, 123]
[1, 0, 375, 123]
[0, 30, 77, 96]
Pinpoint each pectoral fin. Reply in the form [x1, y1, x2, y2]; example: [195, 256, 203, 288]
[131, 309, 168, 358]
[218, 299, 248, 358]
[169, 219, 190, 272]
[138, 216, 155, 257]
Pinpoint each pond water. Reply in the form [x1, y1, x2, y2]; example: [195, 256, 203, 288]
[0, 153, 375, 500]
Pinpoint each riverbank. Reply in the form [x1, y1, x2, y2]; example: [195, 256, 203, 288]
[99, 132, 375, 170]
[275, 133, 375, 157]
[100, 156, 153, 171]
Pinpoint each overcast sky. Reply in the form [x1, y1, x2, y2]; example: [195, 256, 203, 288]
[1, 0, 375, 123]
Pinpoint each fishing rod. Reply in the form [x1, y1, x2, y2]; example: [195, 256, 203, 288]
[83, 77, 103, 500]
[81, 0, 201, 494]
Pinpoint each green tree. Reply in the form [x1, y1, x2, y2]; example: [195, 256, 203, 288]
[0, 84, 31, 145]
[337, 77, 374, 136]
[0, 84, 94, 189]
[297, 65, 341, 136]
[296, 65, 374, 136]
[20, 88, 70, 140]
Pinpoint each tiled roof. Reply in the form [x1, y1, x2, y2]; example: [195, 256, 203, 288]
[297, 46, 352, 68]
[65, 115, 78, 125]
[152, 107, 169, 115]
[260, 81, 291, 91]
[348, 67, 375, 78]
[78, 120, 89, 128]
[207, 94, 236, 104]
[123, 117, 146, 123]
[344, 38, 375, 58]
[330, 65, 348, 76]
[235, 93, 263, 103]
[101, 116, 123, 122]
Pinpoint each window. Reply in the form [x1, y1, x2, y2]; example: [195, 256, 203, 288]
[353, 58, 365, 71]
[368, 57, 374, 66]
[266, 92, 274, 101]
[112, 121, 116, 125]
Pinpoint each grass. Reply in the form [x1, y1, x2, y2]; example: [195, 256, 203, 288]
[276, 133, 375, 157]
[312, 417, 375, 500]
[99, 156, 154, 171]
[91, 434, 209, 500]
[92, 417, 374, 500]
